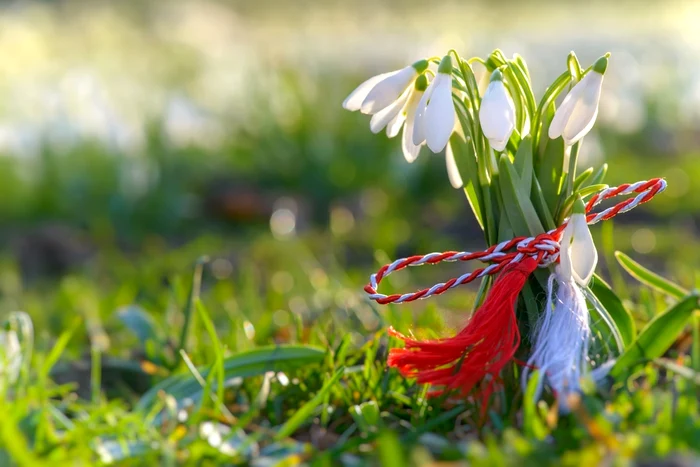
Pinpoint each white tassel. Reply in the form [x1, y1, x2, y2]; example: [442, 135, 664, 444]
[522, 266, 590, 412]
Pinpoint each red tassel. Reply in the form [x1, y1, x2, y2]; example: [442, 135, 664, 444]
[387, 255, 538, 404]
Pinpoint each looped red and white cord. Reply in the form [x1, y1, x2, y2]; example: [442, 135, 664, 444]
[364, 178, 666, 305]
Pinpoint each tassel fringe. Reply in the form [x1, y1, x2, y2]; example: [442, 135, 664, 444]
[388, 256, 538, 404]
[522, 267, 590, 411]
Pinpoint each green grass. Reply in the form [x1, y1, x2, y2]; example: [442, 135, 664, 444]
[1, 230, 699, 466]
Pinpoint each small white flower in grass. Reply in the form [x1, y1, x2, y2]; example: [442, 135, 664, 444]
[559, 197, 598, 286]
[479, 69, 516, 152]
[0, 329, 21, 388]
[413, 55, 456, 153]
[343, 59, 429, 115]
[549, 55, 608, 146]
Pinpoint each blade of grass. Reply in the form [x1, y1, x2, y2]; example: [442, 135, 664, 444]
[196, 300, 226, 409]
[274, 367, 344, 440]
[611, 293, 699, 379]
[179, 349, 235, 423]
[177, 256, 209, 355]
[654, 358, 700, 385]
[589, 274, 635, 347]
[694, 312, 700, 373]
[615, 251, 687, 300]
[523, 370, 548, 440]
[137, 345, 326, 411]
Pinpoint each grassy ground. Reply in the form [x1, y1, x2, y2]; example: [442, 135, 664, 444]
[1, 227, 699, 465]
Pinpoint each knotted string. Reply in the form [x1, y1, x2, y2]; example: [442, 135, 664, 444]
[364, 178, 666, 408]
[365, 178, 666, 304]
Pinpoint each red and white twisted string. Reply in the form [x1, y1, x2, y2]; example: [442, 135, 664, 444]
[364, 178, 666, 305]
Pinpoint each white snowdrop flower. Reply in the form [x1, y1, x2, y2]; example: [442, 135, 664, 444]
[343, 59, 429, 115]
[479, 69, 516, 152]
[361, 74, 430, 164]
[390, 74, 430, 162]
[549, 55, 609, 146]
[413, 55, 456, 153]
[559, 198, 598, 286]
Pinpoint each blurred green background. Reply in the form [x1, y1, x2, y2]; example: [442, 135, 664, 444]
[0, 0, 699, 329]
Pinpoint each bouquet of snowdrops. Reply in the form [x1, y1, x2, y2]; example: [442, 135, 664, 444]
[344, 49, 668, 412]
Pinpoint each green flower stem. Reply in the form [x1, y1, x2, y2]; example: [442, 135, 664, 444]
[566, 141, 581, 197]
[693, 311, 700, 373]
[533, 71, 571, 153]
[553, 142, 581, 220]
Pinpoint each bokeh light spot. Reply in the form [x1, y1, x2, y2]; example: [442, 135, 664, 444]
[631, 228, 656, 254]
[270, 208, 296, 238]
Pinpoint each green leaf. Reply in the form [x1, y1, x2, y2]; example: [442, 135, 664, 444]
[507, 59, 536, 117]
[520, 282, 541, 332]
[654, 358, 700, 385]
[693, 312, 700, 373]
[137, 345, 327, 411]
[572, 167, 594, 191]
[530, 176, 556, 231]
[523, 370, 549, 440]
[567, 52, 583, 82]
[116, 305, 160, 345]
[498, 154, 544, 237]
[583, 286, 625, 358]
[514, 135, 533, 197]
[275, 367, 344, 440]
[350, 400, 381, 433]
[558, 184, 608, 223]
[536, 132, 566, 213]
[178, 256, 209, 354]
[589, 274, 635, 347]
[610, 293, 699, 379]
[377, 431, 406, 467]
[450, 132, 484, 231]
[533, 71, 571, 150]
[196, 300, 226, 407]
[43, 318, 81, 378]
[587, 163, 608, 187]
[615, 251, 688, 299]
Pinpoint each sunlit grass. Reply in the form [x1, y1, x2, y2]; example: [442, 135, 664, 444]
[0, 231, 699, 464]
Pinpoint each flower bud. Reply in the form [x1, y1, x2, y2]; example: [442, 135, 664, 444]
[559, 197, 597, 286]
[548, 54, 609, 146]
[479, 69, 516, 151]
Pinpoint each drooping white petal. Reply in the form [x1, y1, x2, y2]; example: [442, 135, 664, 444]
[561, 73, 603, 145]
[361, 66, 418, 115]
[489, 137, 509, 152]
[402, 124, 422, 162]
[445, 143, 463, 189]
[369, 88, 411, 134]
[548, 72, 604, 145]
[548, 79, 584, 139]
[401, 90, 424, 162]
[342, 71, 397, 111]
[386, 111, 406, 138]
[560, 213, 598, 286]
[412, 78, 436, 146]
[479, 80, 515, 152]
[386, 88, 415, 138]
[424, 74, 455, 153]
